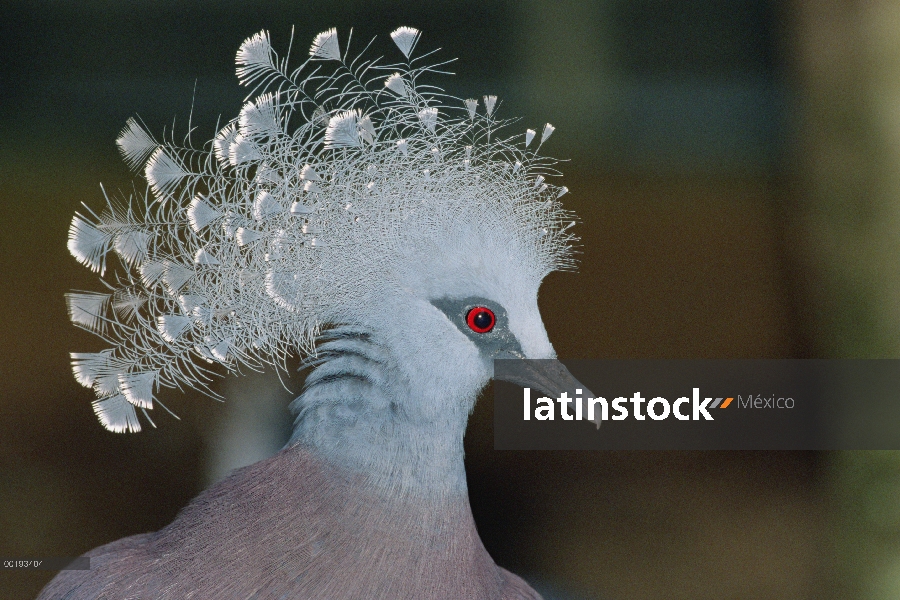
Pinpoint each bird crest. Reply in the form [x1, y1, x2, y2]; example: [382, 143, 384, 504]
[66, 26, 577, 433]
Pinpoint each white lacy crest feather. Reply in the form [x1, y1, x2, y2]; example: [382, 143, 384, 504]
[188, 195, 222, 232]
[390, 27, 421, 58]
[239, 93, 280, 140]
[193, 248, 220, 266]
[118, 371, 157, 409]
[67, 26, 578, 433]
[541, 123, 556, 144]
[309, 28, 340, 60]
[66, 292, 110, 332]
[384, 73, 407, 97]
[252, 191, 283, 221]
[235, 30, 275, 86]
[116, 118, 158, 171]
[464, 99, 478, 119]
[324, 110, 362, 148]
[112, 291, 146, 322]
[68, 215, 113, 275]
[417, 107, 438, 133]
[92, 395, 141, 433]
[113, 230, 150, 267]
[483, 95, 497, 117]
[145, 147, 189, 199]
[213, 124, 238, 164]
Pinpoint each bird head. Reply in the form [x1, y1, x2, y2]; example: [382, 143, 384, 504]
[65, 26, 583, 433]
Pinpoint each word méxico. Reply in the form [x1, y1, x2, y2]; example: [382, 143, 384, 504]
[738, 395, 795, 409]
[522, 388, 728, 421]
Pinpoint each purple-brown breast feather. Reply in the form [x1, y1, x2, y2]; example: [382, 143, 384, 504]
[38, 446, 543, 599]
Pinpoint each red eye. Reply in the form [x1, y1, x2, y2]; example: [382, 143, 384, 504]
[466, 307, 496, 333]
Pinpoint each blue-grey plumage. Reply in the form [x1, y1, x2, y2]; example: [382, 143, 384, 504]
[48, 25, 587, 599]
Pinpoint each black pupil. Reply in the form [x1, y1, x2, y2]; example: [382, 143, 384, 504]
[473, 310, 492, 330]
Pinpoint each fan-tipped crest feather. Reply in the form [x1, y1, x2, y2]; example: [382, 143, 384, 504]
[92, 395, 141, 433]
[118, 372, 157, 409]
[187, 195, 222, 232]
[68, 215, 112, 275]
[309, 28, 340, 60]
[390, 26, 421, 58]
[384, 73, 408, 97]
[113, 230, 150, 267]
[145, 148, 189, 199]
[66, 292, 110, 332]
[324, 110, 362, 148]
[235, 30, 275, 85]
[116, 118, 158, 171]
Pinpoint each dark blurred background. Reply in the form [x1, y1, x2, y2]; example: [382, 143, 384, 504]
[5, 1, 900, 598]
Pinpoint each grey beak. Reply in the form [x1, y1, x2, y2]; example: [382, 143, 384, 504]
[493, 358, 598, 427]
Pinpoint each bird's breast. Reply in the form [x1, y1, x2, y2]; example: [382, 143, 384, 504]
[40, 445, 541, 599]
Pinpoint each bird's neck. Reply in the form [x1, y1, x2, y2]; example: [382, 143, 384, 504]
[287, 330, 476, 501]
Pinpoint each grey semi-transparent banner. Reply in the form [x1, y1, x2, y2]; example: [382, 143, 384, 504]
[493, 360, 900, 450]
